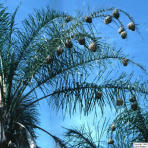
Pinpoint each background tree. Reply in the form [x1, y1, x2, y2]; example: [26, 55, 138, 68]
[0, 2, 148, 148]
[61, 97, 148, 148]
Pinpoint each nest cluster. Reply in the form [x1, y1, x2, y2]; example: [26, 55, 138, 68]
[45, 8, 136, 66]
[108, 95, 138, 145]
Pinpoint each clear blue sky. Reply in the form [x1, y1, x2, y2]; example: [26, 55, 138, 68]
[4, 0, 148, 147]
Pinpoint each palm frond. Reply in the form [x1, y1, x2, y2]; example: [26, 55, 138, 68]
[29, 124, 67, 148]
[107, 99, 148, 143]
[16, 122, 37, 148]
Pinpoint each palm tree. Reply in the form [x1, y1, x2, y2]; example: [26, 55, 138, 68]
[59, 97, 148, 148]
[62, 119, 109, 148]
[61, 98, 148, 148]
[0, 2, 148, 148]
[107, 96, 148, 147]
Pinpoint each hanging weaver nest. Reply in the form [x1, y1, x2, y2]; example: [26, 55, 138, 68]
[108, 138, 114, 144]
[112, 9, 120, 19]
[128, 22, 135, 31]
[65, 16, 71, 23]
[116, 98, 123, 106]
[120, 31, 127, 39]
[65, 39, 73, 48]
[129, 96, 136, 102]
[78, 37, 85, 45]
[104, 16, 112, 24]
[56, 46, 63, 56]
[95, 91, 102, 99]
[118, 26, 124, 34]
[122, 58, 128, 66]
[110, 124, 116, 131]
[131, 103, 138, 111]
[45, 55, 52, 64]
[88, 42, 97, 52]
[84, 16, 92, 23]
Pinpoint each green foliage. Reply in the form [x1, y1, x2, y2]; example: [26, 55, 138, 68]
[0, 3, 148, 148]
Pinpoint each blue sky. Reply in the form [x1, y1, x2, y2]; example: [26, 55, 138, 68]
[3, 0, 148, 147]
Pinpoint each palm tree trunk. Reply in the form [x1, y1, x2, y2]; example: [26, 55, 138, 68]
[0, 75, 2, 107]
[0, 76, 7, 147]
[0, 120, 7, 147]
